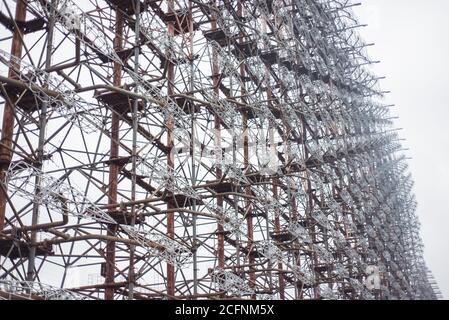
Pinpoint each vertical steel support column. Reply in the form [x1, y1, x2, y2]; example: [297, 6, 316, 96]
[272, 178, 285, 299]
[105, 9, 124, 301]
[166, 0, 176, 298]
[188, 0, 199, 297]
[284, 124, 300, 299]
[236, 0, 255, 298]
[211, 2, 225, 272]
[261, 13, 285, 299]
[27, 0, 54, 281]
[300, 112, 319, 299]
[0, 0, 28, 231]
[243, 110, 256, 296]
[128, 0, 141, 300]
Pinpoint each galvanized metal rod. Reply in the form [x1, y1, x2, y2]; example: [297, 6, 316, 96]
[26, 0, 49, 282]
[188, 0, 199, 298]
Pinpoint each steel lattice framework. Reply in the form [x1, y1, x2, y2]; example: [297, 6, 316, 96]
[0, 0, 440, 300]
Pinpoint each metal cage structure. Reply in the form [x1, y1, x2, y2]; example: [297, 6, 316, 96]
[0, 0, 440, 300]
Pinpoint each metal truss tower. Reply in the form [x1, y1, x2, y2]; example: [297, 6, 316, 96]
[0, 0, 440, 300]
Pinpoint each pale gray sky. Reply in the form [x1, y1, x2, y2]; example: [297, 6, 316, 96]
[355, 0, 449, 298]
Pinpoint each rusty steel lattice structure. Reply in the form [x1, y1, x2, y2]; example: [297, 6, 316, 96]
[0, 0, 440, 300]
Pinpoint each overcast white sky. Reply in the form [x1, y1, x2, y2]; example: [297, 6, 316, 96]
[354, 0, 449, 298]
